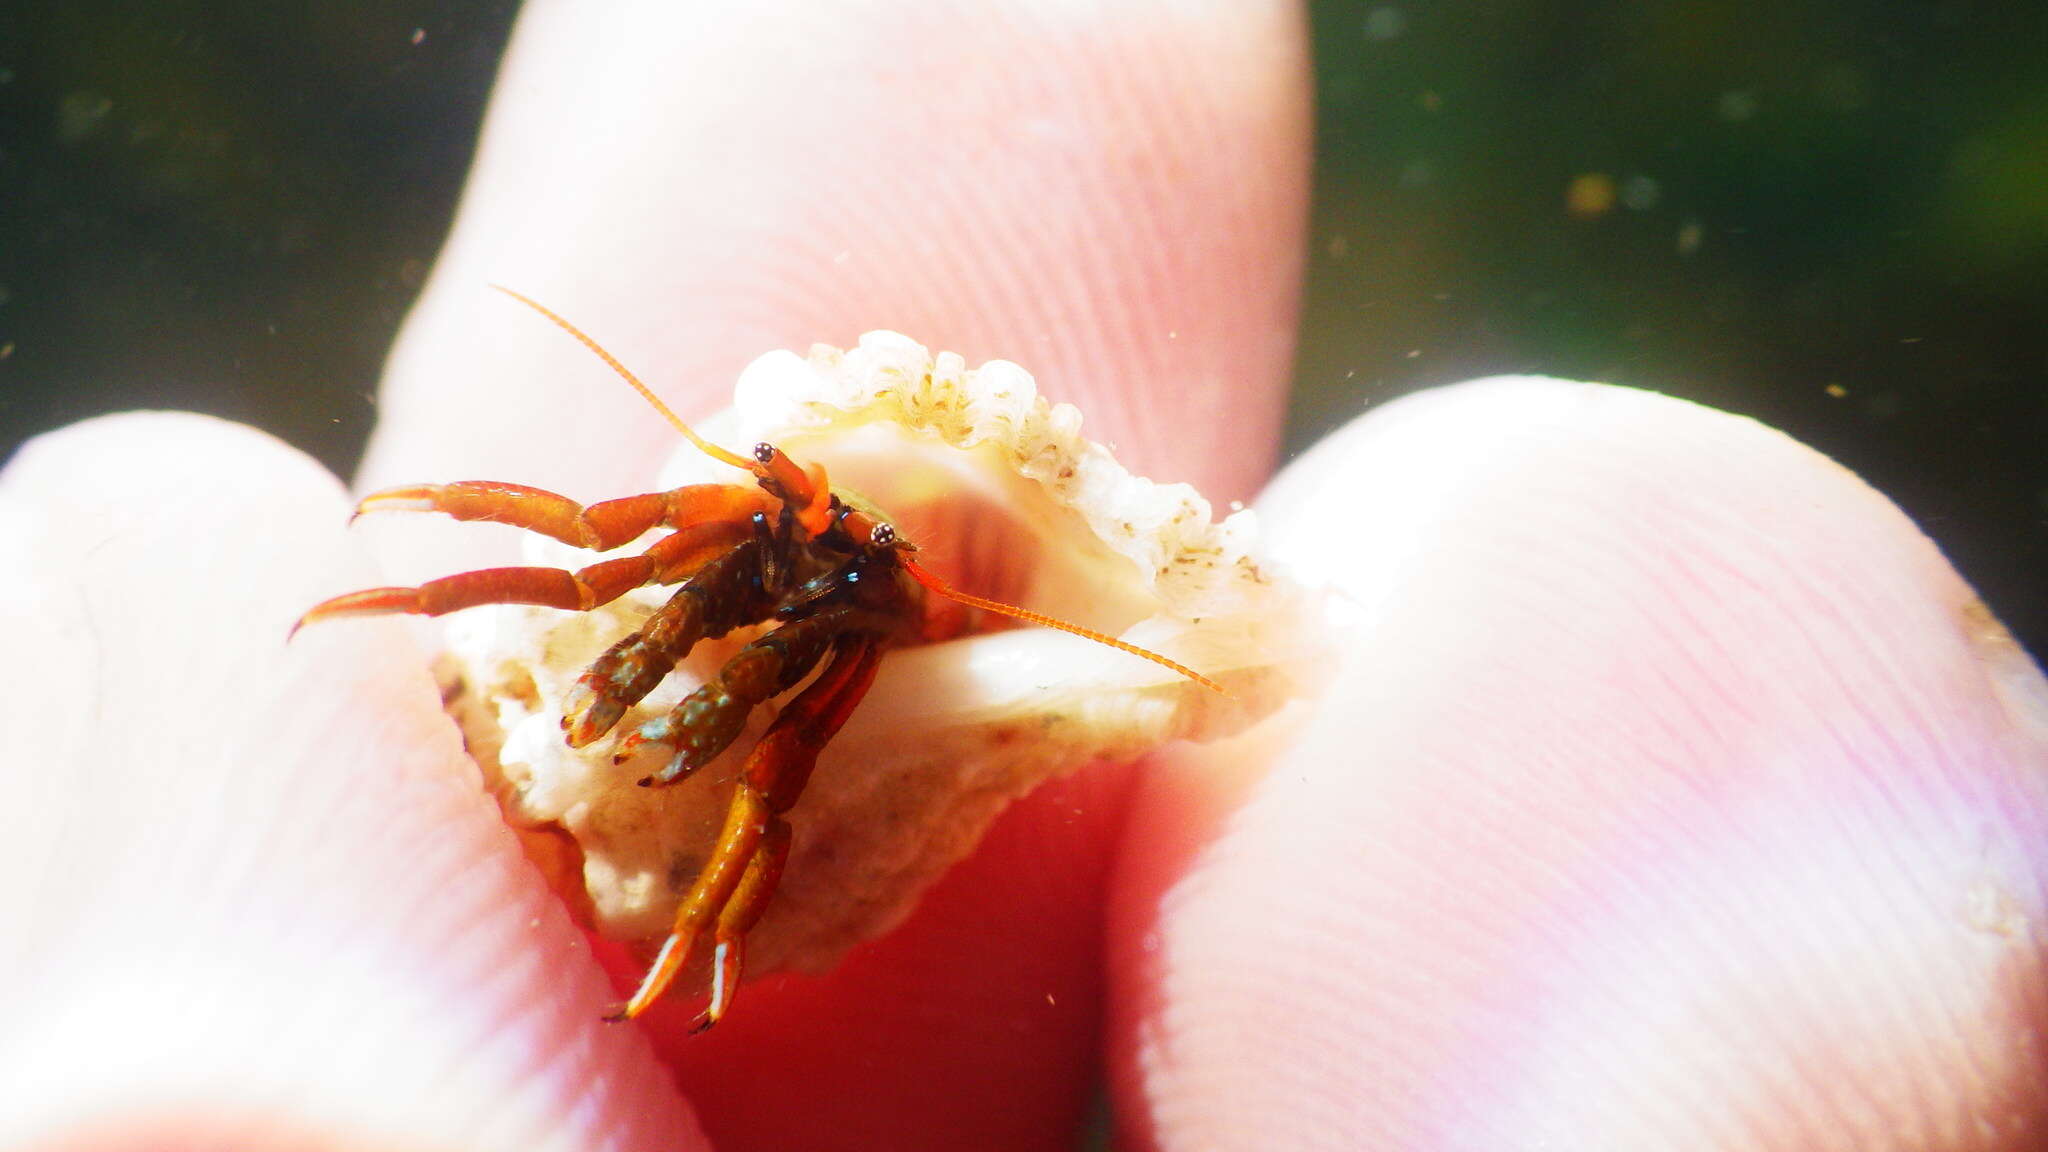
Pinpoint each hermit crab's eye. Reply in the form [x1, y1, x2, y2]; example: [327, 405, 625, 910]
[752, 442, 777, 465]
[869, 522, 896, 548]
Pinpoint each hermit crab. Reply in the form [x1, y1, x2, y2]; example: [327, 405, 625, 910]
[300, 289, 1306, 1030]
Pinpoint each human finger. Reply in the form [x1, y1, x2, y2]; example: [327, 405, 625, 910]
[0, 414, 699, 1151]
[360, 0, 1309, 552]
[1111, 378, 2048, 1149]
[347, 3, 1310, 1147]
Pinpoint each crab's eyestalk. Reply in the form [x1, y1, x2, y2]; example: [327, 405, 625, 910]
[748, 442, 835, 536]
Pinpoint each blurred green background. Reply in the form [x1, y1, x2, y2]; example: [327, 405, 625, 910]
[2, 1, 2042, 653]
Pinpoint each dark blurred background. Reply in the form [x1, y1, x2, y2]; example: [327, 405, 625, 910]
[2, 2, 2042, 653]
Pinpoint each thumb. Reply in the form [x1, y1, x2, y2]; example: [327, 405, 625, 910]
[1111, 378, 2048, 1149]
[0, 414, 695, 1150]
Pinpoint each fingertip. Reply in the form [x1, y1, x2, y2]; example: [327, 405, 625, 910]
[331, 1, 1313, 1142]
[364, 0, 1308, 506]
[1112, 379, 2048, 1149]
[0, 413, 702, 1151]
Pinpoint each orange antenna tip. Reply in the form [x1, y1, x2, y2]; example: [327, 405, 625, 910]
[899, 557, 1224, 694]
[489, 285, 757, 474]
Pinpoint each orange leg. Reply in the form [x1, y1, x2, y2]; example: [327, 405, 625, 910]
[354, 480, 774, 551]
[293, 518, 753, 634]
[606, 638, 883, 1025]
[695, 819, 791, 1034]
[604, 782, 772, 1023]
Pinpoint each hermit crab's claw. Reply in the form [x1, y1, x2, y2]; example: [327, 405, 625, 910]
[292, 586, 446, 639]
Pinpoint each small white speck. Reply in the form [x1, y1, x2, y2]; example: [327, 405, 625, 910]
[1620, 174, 1660, 211]
[1964, 876, 2029, 938]
[56, 90, 114, 144]
[1716, 89, 1759, 122]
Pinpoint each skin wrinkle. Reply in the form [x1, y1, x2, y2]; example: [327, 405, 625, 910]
[1495, 406, 2034, 1137]
[1835, 796, 2000, 1104]
[1602, 474, 1996, 1141]
[1515, 770, 1835, 1139]
[1778, 850, 1930, 1143]
[1612, 682, 1889, 1141]
[1671, 504, 2023, 1139]
[1421, 523, 1795, 1043]
[1618, 902, 1770, 1148]
[1753, 492, 2004, 828]
[1481, 743, 1822, 1146]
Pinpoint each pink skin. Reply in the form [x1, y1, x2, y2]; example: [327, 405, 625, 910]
[2, 4, 2044, 1152]
[1113, 382, 2048, 1150]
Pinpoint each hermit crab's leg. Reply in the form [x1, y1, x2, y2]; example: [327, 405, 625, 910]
[355, 481, 776, 551]
[696, 818, 792, 1033]
[605, 637, 883, 1024]
[604, 780, 772, 1022]
[561, 536, 783, 746]
[292, 517, 754, 634]
[695, 637, 884, 1031]
[617, 605, 879, 784]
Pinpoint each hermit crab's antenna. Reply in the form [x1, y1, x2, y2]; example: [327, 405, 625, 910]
[490, 285, 758, 475]
[499, 285, 1226, 697]
[899, 556, 1225, 694]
